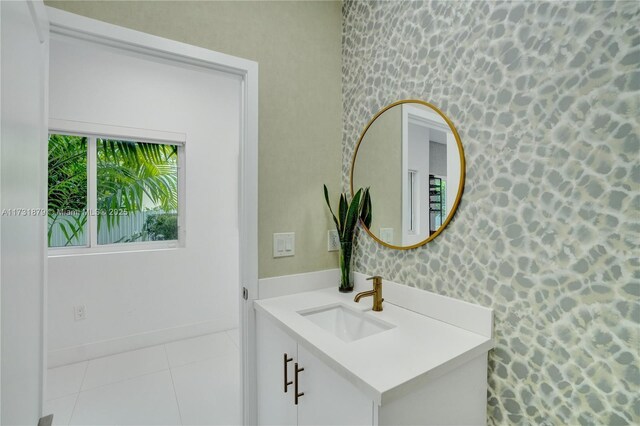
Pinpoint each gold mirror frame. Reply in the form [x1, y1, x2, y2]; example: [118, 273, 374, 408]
[350, 99, 466, 250]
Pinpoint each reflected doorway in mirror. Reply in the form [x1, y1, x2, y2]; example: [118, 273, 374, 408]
[350, 100, 465, 250]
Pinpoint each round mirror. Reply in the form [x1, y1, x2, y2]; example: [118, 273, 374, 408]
[350, 100, 465, 250]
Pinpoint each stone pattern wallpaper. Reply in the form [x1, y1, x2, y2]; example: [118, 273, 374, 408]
[341, 1, 639, 424]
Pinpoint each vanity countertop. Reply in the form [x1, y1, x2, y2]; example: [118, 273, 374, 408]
[254, 284, 494, 405]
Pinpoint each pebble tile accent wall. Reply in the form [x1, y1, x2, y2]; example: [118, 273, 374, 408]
[341, 1, 639, 424]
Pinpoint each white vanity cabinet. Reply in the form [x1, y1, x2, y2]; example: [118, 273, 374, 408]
[296, 343, 373, 425]
[255, 282, 494, 426]
[257, 312, 298, 425]
[257, 312, 372, 426]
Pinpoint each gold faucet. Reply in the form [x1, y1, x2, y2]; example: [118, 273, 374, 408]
[354, 276, 384, 311]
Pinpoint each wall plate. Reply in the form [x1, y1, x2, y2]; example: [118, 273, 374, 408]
[273, 232, 295, 258]
[74, 304, 87, 321]
[328, 230, 340, 251]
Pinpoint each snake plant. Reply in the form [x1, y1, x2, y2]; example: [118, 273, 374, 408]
[323, 185, 372, 292]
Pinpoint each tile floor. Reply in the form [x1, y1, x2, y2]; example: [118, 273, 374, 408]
[45, 329, 241, 425]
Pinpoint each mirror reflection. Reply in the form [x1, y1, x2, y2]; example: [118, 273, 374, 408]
[350, 100, 465, 249]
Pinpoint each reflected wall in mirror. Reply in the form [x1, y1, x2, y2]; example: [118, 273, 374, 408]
[350, 100, 465, 250]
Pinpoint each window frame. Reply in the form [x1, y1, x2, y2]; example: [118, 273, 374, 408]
[47, 119, 186, 256]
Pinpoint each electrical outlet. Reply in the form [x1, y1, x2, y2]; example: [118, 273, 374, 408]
[328, 229, 340, 251]
[74, 304, 87, 321]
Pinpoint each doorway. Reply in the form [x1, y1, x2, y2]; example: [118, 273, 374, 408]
[401, 104, 458, 247]
[42, 8, 258, 425]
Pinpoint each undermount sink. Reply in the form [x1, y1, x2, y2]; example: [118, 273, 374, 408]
[298, 303, 395, 342]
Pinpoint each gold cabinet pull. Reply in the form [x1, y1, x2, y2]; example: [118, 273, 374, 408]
[283, 353, 293, 392]
[294, 362, 304, 405]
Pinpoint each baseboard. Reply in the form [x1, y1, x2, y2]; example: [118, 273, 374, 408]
[49, 268, 340, 367]
[48, 319, 230, 368]
[258, 269, 339, 299]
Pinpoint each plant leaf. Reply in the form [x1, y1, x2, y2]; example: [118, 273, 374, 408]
[338, 193, 347, 233]
[360, 187, 372, 228]
[323, 184, 340, 231]
[341, 189, 362, 242]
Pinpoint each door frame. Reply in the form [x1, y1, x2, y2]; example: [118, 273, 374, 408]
[45, 7, 259, 423]
[400, 104, 451, 246]
[1, 0, 50, 421]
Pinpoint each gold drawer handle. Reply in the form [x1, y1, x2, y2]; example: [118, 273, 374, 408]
[294, 362, 304, 405]
[283, 353, 293, 392]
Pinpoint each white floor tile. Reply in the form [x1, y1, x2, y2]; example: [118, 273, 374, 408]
[81, 345, 169, 391]
[70, 370, 181, 425]
[47, 362, 88, 400]
[171, 355, 241, 425]
[165, 331, 237, 368]
[44, 394, 77, 426]
[226, 328, 240, 348]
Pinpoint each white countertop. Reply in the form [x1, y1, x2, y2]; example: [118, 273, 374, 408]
[254, 286, 494, 405]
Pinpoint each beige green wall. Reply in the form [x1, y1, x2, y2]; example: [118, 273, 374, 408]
[45, 0, 343, 278]
[351, 105, 402, 245]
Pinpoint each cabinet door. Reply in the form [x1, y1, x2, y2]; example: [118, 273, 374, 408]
[296, 344, 374, 426]
[257, 313, 298, 425]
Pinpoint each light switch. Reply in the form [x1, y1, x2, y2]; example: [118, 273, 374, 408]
[273, 232, 295, 258]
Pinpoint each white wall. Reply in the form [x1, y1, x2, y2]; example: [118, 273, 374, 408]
[405, 123, 430, 246]
[446, 132, 460, 219]
[47, 35, 241, 365]
[1, 1, 48, 422]
[402, 104, 459, 246]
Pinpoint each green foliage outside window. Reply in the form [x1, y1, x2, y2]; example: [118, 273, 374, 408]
[48, 134, 179, 247]
[144, 212, 179, 241]
[48, 134, 88, 246]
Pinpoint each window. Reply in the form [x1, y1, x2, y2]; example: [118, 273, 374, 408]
[48, 134, 88, 247]
[48, 133, 182, 251]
